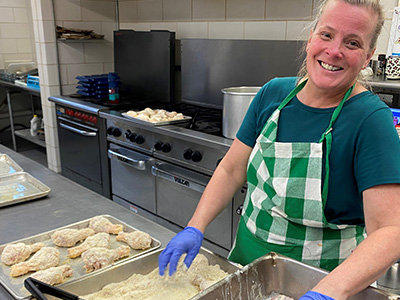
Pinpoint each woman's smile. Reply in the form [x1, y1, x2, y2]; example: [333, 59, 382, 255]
[319, 60, 343, 71]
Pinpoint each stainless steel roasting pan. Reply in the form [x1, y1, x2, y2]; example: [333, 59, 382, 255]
[192, 252, 400, 300]
[43, 247, 240, 300]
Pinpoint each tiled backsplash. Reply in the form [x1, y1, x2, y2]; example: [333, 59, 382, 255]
[0, 0, 36, 70]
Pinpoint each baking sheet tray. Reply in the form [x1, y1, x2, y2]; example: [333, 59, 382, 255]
[0, 154, 23, 176]
[192, 252, 400, 300]
[45, 247, 240, 300]
[121, 112, 192, 126]
[0, 172, 50, 207]
[0, 215, 161, 299]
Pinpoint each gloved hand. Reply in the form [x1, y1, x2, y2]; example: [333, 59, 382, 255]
[158, 226, 204, 276]
[299, 291, 336, 300]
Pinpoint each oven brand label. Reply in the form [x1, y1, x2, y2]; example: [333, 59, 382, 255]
[174, 177, 189, 187]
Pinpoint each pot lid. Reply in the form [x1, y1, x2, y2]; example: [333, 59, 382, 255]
[221, 86, 261, 95]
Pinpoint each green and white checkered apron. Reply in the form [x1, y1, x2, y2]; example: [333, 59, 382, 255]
[228, 80, 366, 271]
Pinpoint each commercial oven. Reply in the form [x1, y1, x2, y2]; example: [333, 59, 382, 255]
[54, 103, 110, 198]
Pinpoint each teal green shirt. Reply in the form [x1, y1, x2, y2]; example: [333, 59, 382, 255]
[237, 77, 400, 226]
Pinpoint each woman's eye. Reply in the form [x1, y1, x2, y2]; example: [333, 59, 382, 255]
[320, 32, 331, 39]
[347, 40, 360, 48]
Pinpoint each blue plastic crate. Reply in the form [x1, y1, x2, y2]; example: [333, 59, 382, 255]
[27, 75, 40, 90]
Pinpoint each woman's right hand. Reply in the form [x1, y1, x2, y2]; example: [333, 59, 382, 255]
[158, 226, 204, 276]
[299, 291, 335, 300]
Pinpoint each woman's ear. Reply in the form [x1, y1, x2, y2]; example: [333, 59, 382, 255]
[306, 29, 313, 52]
[364, 48, 376, 69]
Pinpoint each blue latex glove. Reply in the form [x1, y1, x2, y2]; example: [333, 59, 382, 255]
[158, 226, 204, 276]
[299, 291, 336, 300]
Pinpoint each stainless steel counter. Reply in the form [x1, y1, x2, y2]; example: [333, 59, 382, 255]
[369, 75, 400, 107]
[0, 144, 176, 299]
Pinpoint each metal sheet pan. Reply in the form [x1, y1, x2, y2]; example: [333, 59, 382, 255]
[0, 172, 50, 208]
[192, 252, 400, 300]
[121, 112, 192, 126]
[0, 215, 161, 299]
[0, 154, 23, 176]
[44, 247, 240, 300]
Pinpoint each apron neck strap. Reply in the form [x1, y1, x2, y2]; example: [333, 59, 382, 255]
[277, 79, 307, 110]
[320, 82, 356, 204]
[319, 83, 355, 143]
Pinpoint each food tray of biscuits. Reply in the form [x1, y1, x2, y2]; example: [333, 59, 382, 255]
[122, 107, 192, 126]
[0, 154, 23, 176]
[0, 215, 161, 299]
[0, 172, 51, 208]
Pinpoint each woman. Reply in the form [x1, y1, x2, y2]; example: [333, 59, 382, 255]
[159, 1, 400, 299]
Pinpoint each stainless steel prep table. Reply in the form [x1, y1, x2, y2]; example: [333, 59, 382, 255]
[0, 80, 43, 151]
[0, 144, 176, 300]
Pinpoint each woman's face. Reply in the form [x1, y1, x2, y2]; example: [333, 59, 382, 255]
[306, 0, 376, 92]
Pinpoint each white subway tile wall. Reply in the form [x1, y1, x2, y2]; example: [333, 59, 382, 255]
[227, 0, 265, 20]
[245, 21, 286, 40]
[177, 21, 208, 39]
[137, 0, 163, 22]
[193, 0, 225, 21]
[209, 22, 244, 39]
[266, 0, 312, 20]
[81, 0, 115, 22]
[119, 1, 138, 22]
[163, 0, 192, 21]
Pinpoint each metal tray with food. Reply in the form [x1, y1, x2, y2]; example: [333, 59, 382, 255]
[0, 215, 161, 299]
[192, 252, 400, 300]
[121, 108, 192, 126]
[0, 172, 50, 208]
[0, 154, 23, 176]
[41, 247, 240, 300]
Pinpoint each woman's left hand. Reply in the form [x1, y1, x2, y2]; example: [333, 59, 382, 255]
[299, 291, 335, 300]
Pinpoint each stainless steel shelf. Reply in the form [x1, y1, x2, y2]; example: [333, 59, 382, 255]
[14, 129, 46, 148]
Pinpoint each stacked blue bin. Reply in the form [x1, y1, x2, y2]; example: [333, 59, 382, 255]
[76, 74, 109, 99]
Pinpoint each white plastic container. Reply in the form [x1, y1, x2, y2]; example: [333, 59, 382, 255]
[30, 114, 40, 137]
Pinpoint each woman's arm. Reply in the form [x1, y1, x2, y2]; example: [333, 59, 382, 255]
[188, 138, 253, 232]
[311, 184, 400, 300]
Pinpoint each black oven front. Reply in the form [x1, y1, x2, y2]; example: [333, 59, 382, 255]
[56, 105, 110, 198]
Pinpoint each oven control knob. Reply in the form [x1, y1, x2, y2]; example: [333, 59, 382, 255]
[128, 133, 137, 143]
[107, 127, 114, 135]
[154, 141, 163, 151]
[135, 135, 145, 144]
[161, 143, 171, 153]
[112, 128, 122, 137]
[125, 130, 137, 142]
[183, 149, 193, 160]
[107, 126, 119, 135]
[191, 151, 202, 162]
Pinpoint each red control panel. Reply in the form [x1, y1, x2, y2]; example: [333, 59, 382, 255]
[62, 108, 97, 126]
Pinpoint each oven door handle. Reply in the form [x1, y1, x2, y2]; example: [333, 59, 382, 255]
[59, 122, 97, 137]
[108, 149, 150, 171]
[151, 165, 206, 193]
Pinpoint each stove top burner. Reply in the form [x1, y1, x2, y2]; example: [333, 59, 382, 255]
[172, 103, 223, 136]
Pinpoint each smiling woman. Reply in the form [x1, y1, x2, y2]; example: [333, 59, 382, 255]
[158, 1, 400, 300]
[296, 0, 384, 108]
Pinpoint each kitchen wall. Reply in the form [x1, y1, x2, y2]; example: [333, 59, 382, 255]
[0, 0, 36, 70]
[118, 0, 396, 55]
[28, 0, 399, 172]
[54, 0, 116, 95]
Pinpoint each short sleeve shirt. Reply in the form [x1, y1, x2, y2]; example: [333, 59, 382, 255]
[237, 77, 400, 226]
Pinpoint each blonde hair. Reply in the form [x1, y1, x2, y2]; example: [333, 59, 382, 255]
[297, 0, 384, 85]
